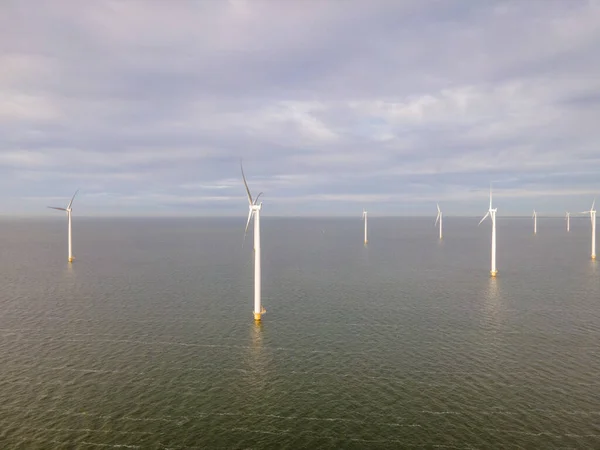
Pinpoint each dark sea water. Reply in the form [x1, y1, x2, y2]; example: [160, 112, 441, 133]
[0, 216, 599, 449]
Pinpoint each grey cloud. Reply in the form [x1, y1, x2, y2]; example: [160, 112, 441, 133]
[0, 0, 599, 216]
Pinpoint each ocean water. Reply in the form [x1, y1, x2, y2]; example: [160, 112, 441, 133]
[0, 216, 598, 449]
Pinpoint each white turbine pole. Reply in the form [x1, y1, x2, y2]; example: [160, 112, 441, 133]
[581, 200, 596, 260]
[68, 210, 73, 262]
[242, 162, 265, 322]
[566, 212, 570, 232]
[491, 209, 497, 276]
[593, 209, 596, 260]
[363, 210, 368, 244]
[533, 210, 537, 235]
[48, 189, 78, 263]
[254, 204, 262, 319]
[435, 203, 442, 240]
[479, 188, 497, 277]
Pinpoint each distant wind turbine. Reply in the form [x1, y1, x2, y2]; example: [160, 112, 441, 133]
[241, 162, 266, 322]
[566, 212, 570, 232]
[581, 199, 596, 260]
[48, 189, 79, 263]
[479, 187, 498, 277]
[533, 209, 537, 235]
[362, 209, 368, 245]
[435, 203, 443, 240]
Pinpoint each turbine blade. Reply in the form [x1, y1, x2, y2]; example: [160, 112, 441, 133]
[478, 211, 490, 226]
[240, 160, 253, 205]
[253, 192, 263, 206]
[48, 206, 67, 211]
[592, 199, 596, 211]
[68, 189, 79, 209]
[435, 213, 440, 226]
[243, 208, 253, 247]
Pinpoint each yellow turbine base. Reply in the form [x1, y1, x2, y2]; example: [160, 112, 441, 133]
[364, 241, 368, 245]
[68, 257, 74, 263]
[490, 270, 498, 277]
[592, 255, 596, 260]
[254, 310, 265, 321]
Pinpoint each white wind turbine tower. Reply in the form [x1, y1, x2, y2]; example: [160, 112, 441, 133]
[479, 188, 498, 277]
[533, 209, 537, 234]
[241, 162, 266, 322]
[435, 203, 443, 240]
[566, 212, 570, 232]
[48, 189, 79, 263]
[581, 199, 596, 260]
[362, 209, 368, 245]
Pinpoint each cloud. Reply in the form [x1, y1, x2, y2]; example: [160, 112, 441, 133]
[1, 0, 599, 216]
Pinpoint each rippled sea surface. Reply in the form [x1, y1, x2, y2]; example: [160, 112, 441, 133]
[1, 216, 599, 449]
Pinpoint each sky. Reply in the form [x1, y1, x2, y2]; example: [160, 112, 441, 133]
[1, 0, 600, 217]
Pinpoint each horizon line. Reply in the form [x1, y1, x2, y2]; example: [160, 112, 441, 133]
[0, 214, 588, 219]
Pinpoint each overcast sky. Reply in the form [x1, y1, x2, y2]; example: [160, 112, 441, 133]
[1, 0, 599, 217]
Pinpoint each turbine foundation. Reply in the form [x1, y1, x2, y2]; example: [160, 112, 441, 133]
[592, 254, 596, 260]
[254, 307, 266, 322]
[490, 270, 498, 277]
[68, 257, 74, 263]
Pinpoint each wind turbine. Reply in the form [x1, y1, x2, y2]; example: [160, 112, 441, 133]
[566, 212, 570, 232]
[241, 162, 266, 322]
[479, 187, 498, 277]
[581, 199, 596, 260]
[362, 209, 368, 245]
[532, 209, 537, 235]
[435, 203, 443, 240]
[48, 189, 79, 263]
